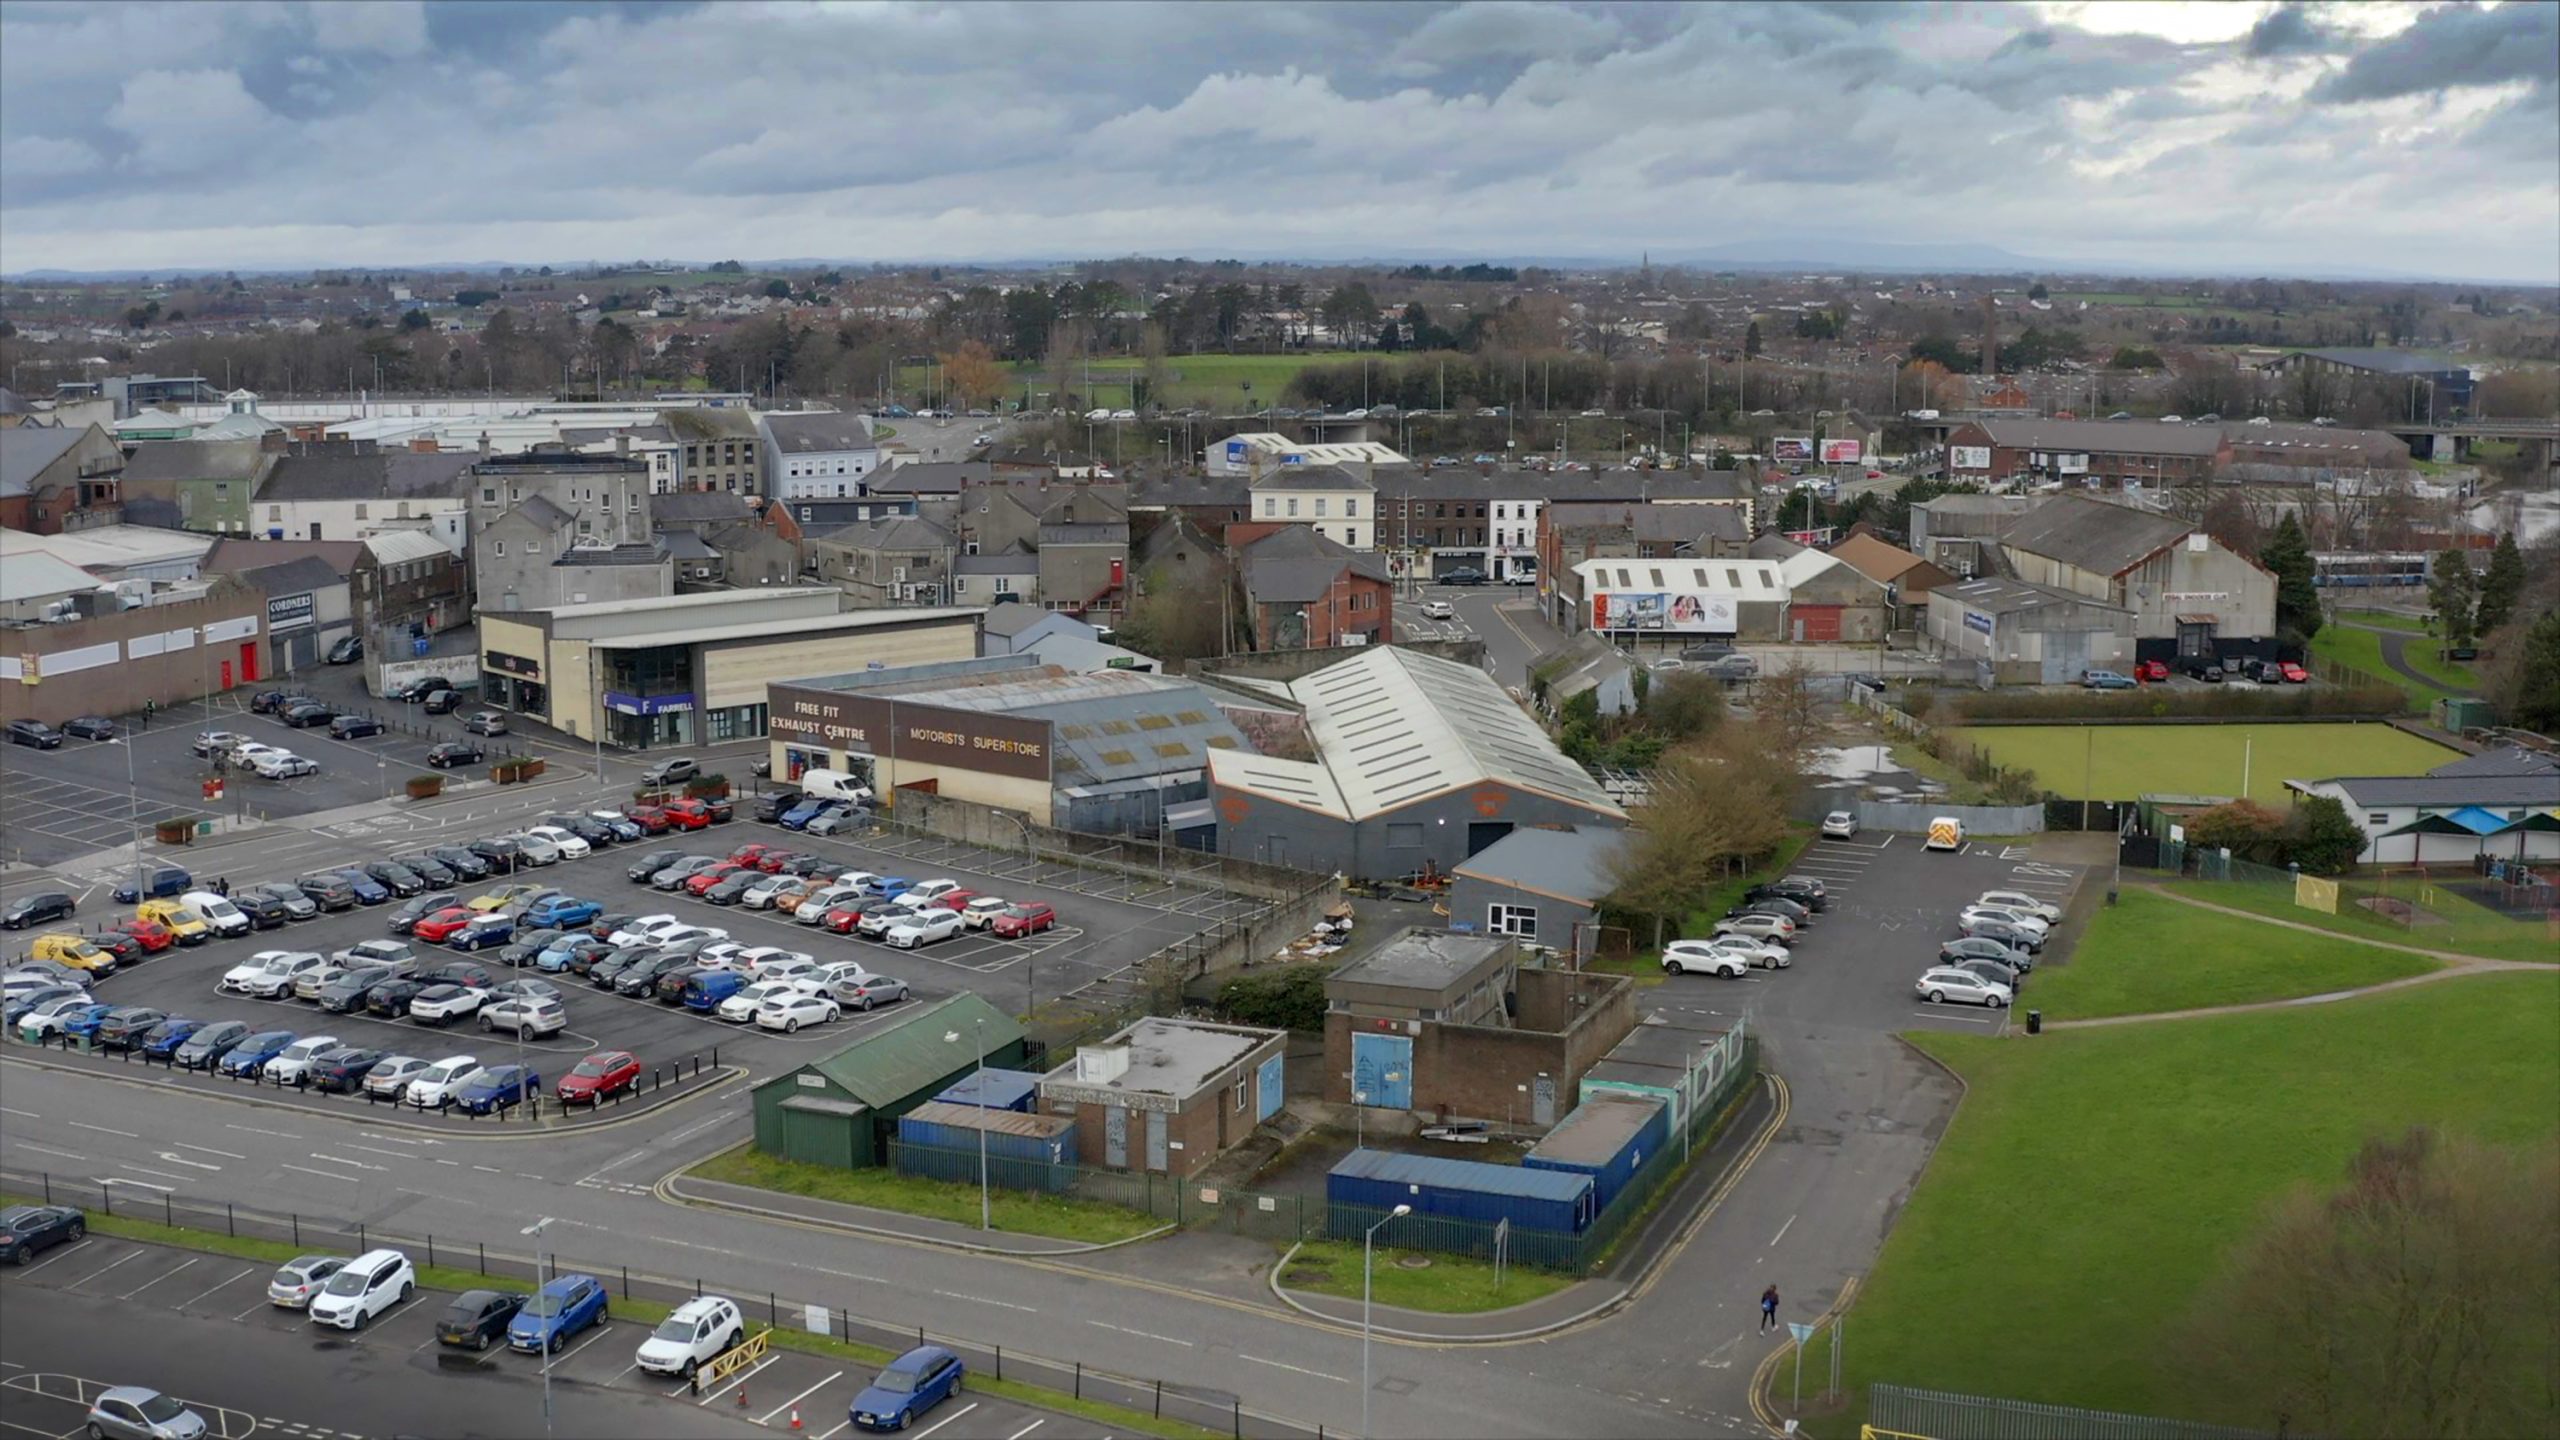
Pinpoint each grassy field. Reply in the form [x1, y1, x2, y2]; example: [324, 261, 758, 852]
[899, 352, 1344, 411]
[2310, 621, 2478, 706]
[1280, 1239, 1574, 1313]
[1952, 722, 2455, 805]
[690, 1144, 1162, 1245]
[2164, 875, 2558, 965]
[1794, 970, 2560, 1435]
[2335, 608, 2429, 634]
[2029, 888, 2439, 1019]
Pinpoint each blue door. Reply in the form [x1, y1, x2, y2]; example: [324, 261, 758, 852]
[1256, 1053, 1285, 1121]
[1351, 1032, 1414, 1110]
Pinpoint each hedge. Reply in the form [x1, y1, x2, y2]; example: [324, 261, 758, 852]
[1935, 682, 2408, 723]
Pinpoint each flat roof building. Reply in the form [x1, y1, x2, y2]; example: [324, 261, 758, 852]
[1037, 1017, 1288, 1178]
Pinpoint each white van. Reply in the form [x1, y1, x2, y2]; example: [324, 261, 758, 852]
[796, 768, 875, 805]
[181, 891, 253, 938]
[306, 1248, 415, 1331]
[1924, 816, 1965, 851]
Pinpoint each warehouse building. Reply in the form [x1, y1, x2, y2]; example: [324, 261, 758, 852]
[1926, 576, 2136, 684]
[1995, 495, 2275, 664]
[478, 588, 977, 748]
[767, 653, 1254, 833]
[1036, 1016, 1288, 1178]
[1942, 418, 2226, 489]
[1445, 825, 1624, 958]
[750, 994, 1030, 1168]
[1207, 646, 1625, 879]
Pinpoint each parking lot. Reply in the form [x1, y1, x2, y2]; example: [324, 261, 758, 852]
[0, 1238, 1090, 1439]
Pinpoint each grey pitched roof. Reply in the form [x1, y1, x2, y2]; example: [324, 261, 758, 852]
[650, 491, 756, 526]
[981, 601, 1055, 637]
[508, 493, 576, 533]
[1998, 495, 2198, 577]
[1938, 575, 2129, 615]
[553, 540, 667, 567]
[0, 425, 83, 496]
[1972, 418, 2225, 458]
[1038, 523, 1126, 546]
[2313, 770, 2560, 808]
[763, 410, 876, 453]
[657, 529, 718, 561]
[1131, 472, 1253, 508]
[201, 537, 363, 577]
[1535, 631, 1633, 703]
[2425, 748, 2560, 781]
[665, 407, 763, 440]
[809, 514, 955, 551]
[1250, 464, 1375, 492]
[119, 439, 272, 486]
[1451, 825, 1625, 904]
[236, 555, 349, 597]
[0, 386, 29, 415]
[258, 449, 474, 502]
[867, 461, 985, 495]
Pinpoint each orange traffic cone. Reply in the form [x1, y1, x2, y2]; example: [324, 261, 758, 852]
[737, 1384, 748, 1408]
[790, 1409, 803, 1431]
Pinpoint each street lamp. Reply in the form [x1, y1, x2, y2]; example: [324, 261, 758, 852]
[1362, 1204, 1412, 1440]
[521, 1216, 558, 1437]
[947, 1023, 990, 1230]
[111, 736, 142, 900]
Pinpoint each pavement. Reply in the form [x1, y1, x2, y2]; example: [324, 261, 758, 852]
[2351, 620, 2475, 696]
[0, 1237, 1087, 1440]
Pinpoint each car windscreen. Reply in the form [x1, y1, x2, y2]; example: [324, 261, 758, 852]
[870, 1370, 919, 1394]
[322, 1269, 367, 1295]
[570, 1057, 613, 1077]
[137, 1394, 189, 1423]
[651, 1315, 698, 1341]
[521, 1290, 572, 1317]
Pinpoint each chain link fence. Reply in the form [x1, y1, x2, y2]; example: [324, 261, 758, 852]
[1869, 1384, 2277, 1440]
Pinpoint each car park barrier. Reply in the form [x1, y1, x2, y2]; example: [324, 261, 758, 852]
[694, 1328, 771, 1397]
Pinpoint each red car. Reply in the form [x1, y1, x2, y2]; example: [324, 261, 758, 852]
[412, 907, 477, 944]
[2134, 660, 2171, 683]
[2273, 660, 2309, 684]
[662, 799, 716, 830]
[991, 902, 1056, 939]
[113, 917, 177, 953]
[683, 862, 745, 896]
[752, 850, 800, 874]
[623, 805, 673, 835]
[555, 1049, 641, 1106]
[728, 843, 774, 867]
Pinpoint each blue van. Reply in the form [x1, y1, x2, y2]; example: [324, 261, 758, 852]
[682, 971, 749, 1013]
[112, 866, 193, 904]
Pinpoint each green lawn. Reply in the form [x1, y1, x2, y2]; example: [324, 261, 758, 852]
[2335, 609, 2428, 634]
[1951, 722, 2455, 805]
[2029, 888, 2438, 1019]
[1796, 971, 2560, 1435]
[2164, 875, 2559, 965]
[1280, 1239, 1574, 1313]
[2309, 625, 2475, 707]
[690, 1144, 1163, 1245]
[900, 353, 1348, 411]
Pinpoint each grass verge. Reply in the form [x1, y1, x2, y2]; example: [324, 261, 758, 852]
[5, 1200, 1219, 1440]
[2162, 875, 2557, 965]
[1280, 1239, 1574, 1313]
[1588, 826, 1814, 985]
[2030, 887, 2440, 1020]
[1790, 970, 2560, 1436]
[2308, 626, 2472, 707]
[689, 1143, 1162, 1245]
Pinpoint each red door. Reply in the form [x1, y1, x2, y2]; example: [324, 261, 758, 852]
[238, 641, 260, 684]
[1793, 606, 1843, 642]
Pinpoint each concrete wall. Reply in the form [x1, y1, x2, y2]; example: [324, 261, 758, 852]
[0, 584, 268, 725]
[1321, 967, 1635, 1124]
[1853, 800, 2045, 836]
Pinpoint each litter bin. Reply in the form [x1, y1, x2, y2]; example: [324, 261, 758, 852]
[2026, 1010, 2042, 1035]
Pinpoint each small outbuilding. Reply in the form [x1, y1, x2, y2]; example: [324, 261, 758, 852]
[1038, 1016, 1288, 1178]
[750, 994, 1029, 1168]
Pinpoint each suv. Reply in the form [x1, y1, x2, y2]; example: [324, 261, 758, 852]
[6, 718, 64, 749]
[3, 892, 76, 930]
[509, 1273, 609, 1354]
[328, 714, 386, 740]
[640, 757, 700, 787]
[307, 1248, 416, 1330]
[634, 1295, 745, 1379]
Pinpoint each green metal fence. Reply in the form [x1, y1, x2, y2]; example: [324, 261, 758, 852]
[1869, 1383, 2276, 1440]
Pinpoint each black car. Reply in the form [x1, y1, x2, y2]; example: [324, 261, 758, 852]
[242, 883, 319, 921]
[1439, 567, 1486, 586]
[281, 702, 335, 728]
[390, 892, 462, 935]
[545, 814, 615, 847]
[426, 742, 484, 769]
[93, 1006, 170, 1050]
[400, 854, 458, 887]
[468, 837, 524, 869]
[702, 873, 759, 906]
[1746, 880, 1829, 911]
[0, 1205, 85, 1265]
[554, 939, 614, 977]
[250, 689, 299, 715]
[2184, 660, 2225, 683]
[623, 850, 683, 884]
[6, 719, 63, 749]
[499, 929, 564, 968]
[418, 960, 499, 991]
[588, 949, 650, 989]
[423, 689, 461, 714]
[3, 892, 76, 930]
[294, 872, 360, 911]
[308, 1046, 388, 1093]
[330, 714, 386, 740]
[364, 979, 431, 1018]
[753, 791, 800, 824]
[436, 1288, 529, 1351]
[652, 964, 709, 1004]
[396, 676, 455, 702]
[61, 715, 116, 741]
[613, 953, 688, 996]
[314, 968, 392, 1013]
[1939, 936, 2034, 973]
[326, 635, 364, 665]
[427, 845, 492, 881]
[229, 889, 291, 928]
[362, 862, 428, 898]
[1950, 957, 2027, 991]
[82, 931, 145, 966]
[172, 1021, 252, 1071]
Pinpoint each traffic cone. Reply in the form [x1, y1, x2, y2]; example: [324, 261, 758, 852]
[737, 1383, 748, 1408]
[790, 1409, 803, 1431]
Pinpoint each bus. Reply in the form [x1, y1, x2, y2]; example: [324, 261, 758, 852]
[2312, 552, 2429, 588]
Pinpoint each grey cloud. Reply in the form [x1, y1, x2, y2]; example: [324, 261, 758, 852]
[2244, 4, 2337, 57]
[2312, 1, 2559, 103]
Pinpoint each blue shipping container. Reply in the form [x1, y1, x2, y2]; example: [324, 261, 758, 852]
[932, 1068, 1043, 1112]
[1326, 1148, 1596, 1236]
[1522, 1094, 1668, 1212]
[896, 1102, 1078, 1194]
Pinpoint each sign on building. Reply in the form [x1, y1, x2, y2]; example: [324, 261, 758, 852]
[1771, 437, 1815, 463]
[1964, 609, 1995, 637]
[1589, 591, 1739, 634]
[1818, 439, 1862, 465]
[767, 681, 1054, 783]
[1950, 445, 1993, 471]
[266, 592, 314, 630]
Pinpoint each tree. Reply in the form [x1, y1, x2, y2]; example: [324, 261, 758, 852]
[1112, 564, 1230, 667]
[2108, 345, 2164, 370]
[2280, 794, 2367, 875]
[1742, 320, 1763, 358]
[1602, 724, 1798, 947]
[2428, 548, 2479, 649]
[2187, 799, 2288, 864]
[1667, 302, 1713, 343]
[1638, 670, 1724, 744]
[2473, 530, 2524, 634]
[763, 279, 791, 300]
[2481, 609, 2560, 733]
[2182, 1128, 2559, 1440]
[2259, 512, 2322, 644]
[399, 308, 431, 332]
[938, 339, 1005, 409]
[2027, 281, 2049, 300]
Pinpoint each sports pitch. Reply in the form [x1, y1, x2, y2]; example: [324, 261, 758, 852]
[1950, 722, 2458, 806]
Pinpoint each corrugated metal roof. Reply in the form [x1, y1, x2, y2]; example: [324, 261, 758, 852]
[1450, 826, 1623, 903]
[1972, 418, 2225, 457]
[1526, 1094, 1665, 1166]
[933, 1068, 1044, 1110]
[804, 993, 1024, 1107]
[1329, 1147, 1595, 1203]
[1997, 496, 2198, 578]
[899, 1099, 1074, 1140]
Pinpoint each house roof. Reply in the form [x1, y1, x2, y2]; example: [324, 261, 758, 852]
[981, 600, 1061, 637]
[1451, 825, 1626, 906]
[117, 439, 271, 486]
[808, 514, 955, 551]
[796, 993, 1024, 1107]
[0, 425, 84, 496]
[362, 530, 450, 565]
[1997, 495, 2197, 577]
[650, 491, 755, 526]
[191, 411, 282, 442]
[257, 449, 474, 502]
[201, 537, 363, 577]
[236, 555, 348, 598]
[2295, 765, 2560, 809]
[1241, 527, 1390, 604]
[1249, 464, 1375, 492]
[1042, 1017, 1279, 1100]
[505, 494, 576, 533]
[665, 407, 763, 441]
[1826, 532, 1930, 586]
[657, 529, 718, 561]
[867, 461, 986, 495]
[763, 410, 876, 454]
[9, 523, 214, 574]
[1571, 557, 1790, 594]
[2421, 748, 2559, 781]
[1970, 418, 2226, 458]
[1329, 928, 1515, 994]
[1535, 631, 1633, 704]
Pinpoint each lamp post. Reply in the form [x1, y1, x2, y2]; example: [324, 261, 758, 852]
[1353, 1089, 1367, 1150]
[948, 1023, 990, 1230]
[1362, 1204, 1412, 1440]
[521, 1216, 557, 1437]
[113, 735, 142, 899]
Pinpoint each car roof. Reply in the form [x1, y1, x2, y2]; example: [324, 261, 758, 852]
[890, 1344, 955, 1371]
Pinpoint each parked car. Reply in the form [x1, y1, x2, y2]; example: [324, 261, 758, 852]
[1915, 966, 2013, 1008]
[455, 1063, 541, 1114]
[481, 995, 567, 1039]
[6, 718, 65, 748]
[113, 865, 194, 904]
[422, 689, 461, 715]
[280, 702, 335, 728]
[1940, 936, 2034, 973]
[308, 1248, 416, 1331]
[81, 1387, 206, 1440]
[557, 1049, 641, 1105]
[359, 1055, 431, 1099]
[624, 804, 674, 835]
[0, 1204, 86, 1266]
[404, 1055, 483, 1109]
[266, 1253, 349, 1308]
[362, 863, 429, 898]
[425, 845, 492, 881]
[1959, 916, 2045, 953]
[955, 896, 1012, 931]
[221, 951, 326, 998]
[1975, 889, 2063, 924]
[426, 742, 485, 769]
[718, 979, 816, 1023]
[1439, 568, 1486, 586]
[437, 1288, 530, 1351]
[2183, 659, 2225, 683]
[641, 756, 700, 787]
[136, 1016, 210, 1059]
[337, 870, 393, 905]
[395, 676, 453, 702]
[262, 1034, 345, 1085]
[2, 892, 76, 930]
[526, 825, 591, 860]
[1712, 912, 1796, 946]
[92, 1006, 171, 1050]
[408, 984, 487, 1026]
[450, 914, 517, 952]
[509, 1272, 609, 1353]
[363, 979, 431, 1019]
[172, 1020, 253, 1071]
[757, 991, 840, 1032]
[2081, 668, 2136, 690]
[1730, 895, 1812, 927]
[634, 1294, 746, 1378]
[1957, 904, 2050, 938]
[58, 714, 115, 740]
[991, 902, 1056, 939]
[1753, 877, 1829, 908]
[2132, 659, 2171, 682]
[308, 1047, 389, 1094]
[665, 797, 725, 828]
[218, 1030, 300, 1077]
[328, 714, 386, 740]
[1661, 942, 1754, 978]
[851, 1345, 965, 1432]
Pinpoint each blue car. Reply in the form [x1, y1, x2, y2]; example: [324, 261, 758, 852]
[217, 1030, 297, 1077]
[456, 1064, 540, 1115]
[508, 1272, 608, 1354]
[862, 876, 912, 899]
[336, 870, 392, 905]
[60, 1005, 123, 1042]
[851, 1346, 965, 1432]
[451, 914, 515, 951]
[524, 896, 601, 929]
[681, 970, 749, 1013]
[139, 1016, 209, 1059]
[778, 797, 829, 830]
[533, 937, 591, 973]
[2080, 668, 2137, 690]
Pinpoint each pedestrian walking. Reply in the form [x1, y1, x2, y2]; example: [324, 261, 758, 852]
[142, 698, 156, 731]
[214, 877, 230, 898]
[1760, 1285, 1780, 1333]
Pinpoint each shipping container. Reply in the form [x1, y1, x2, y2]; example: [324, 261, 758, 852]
[894, 1100, 1078, 1193]
[1326, 1148, 1596, 1237]
[1578, 1058, 1687, 1126]
[1522, 1094, 1668, 1211]
[933, 1068, 1043, 1112]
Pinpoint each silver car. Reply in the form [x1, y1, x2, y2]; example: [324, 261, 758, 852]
[479, 995, 567, 1039]
[1820, 810, 1858, 840]
[506, 831, 562, 866]
[1915, 966, 2012, 1008]
[86, 1388, 206, 1440]
[267, 1253, 349, 1309]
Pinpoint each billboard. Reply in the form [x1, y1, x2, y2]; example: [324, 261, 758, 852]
[767, 682, 1053, 783]
[2056, 452, 2089, 475]
[1818, 438, 1863, 465]
[1589, 591, 1739, 634]
[1771, 436, 1815, 463]
[1950, 445, 1992, 471]
[1964, 609, 1995, 636]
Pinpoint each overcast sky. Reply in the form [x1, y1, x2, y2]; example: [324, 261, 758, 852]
[2, 0, 2554, 281]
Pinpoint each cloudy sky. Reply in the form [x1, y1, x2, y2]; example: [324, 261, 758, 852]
[2, 0, 2554, 281]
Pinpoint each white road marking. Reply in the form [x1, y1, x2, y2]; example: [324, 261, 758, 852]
[1006, 1421, 1045, 1440]
[310, 1152, 387, 1172]
[1087, 1320, 1195, 1347]
[758, 1371, 843, 1424]
[119, 1256, 200, 1300]
[0, 1105, 37, 1120]
[103, 1176, 177, 1192]
[933, 1289, 1036, 1312]
[17, 1238, 90, 1274]
[180, 1267, 257, 1309]
[696, 1354, 777, 1406]
[1237, 1354, 1349, 1383]
[1910, 1010, 2005, 1025]
[554, 1324, 618, 1367]
[341, 1144, 415, 1161]
[9, 1141, 86, 1163]
[67, 1121, 138, 1138]
[816, 1422, 852, 1440]
[155, 1152, 222, 1172]
[174, 1142, 248, 1159]
[65, 1248, 144, 1289]
[911, 1402, 979, 1439]
[279, 1164, 359, 1183]
[660, 1110, 736, 1148]
[1768, 1215, 1795, 1248]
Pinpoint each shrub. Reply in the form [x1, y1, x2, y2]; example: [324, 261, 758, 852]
[1215, 963, 1329, 1032]
[1946, 682, 2406, 722]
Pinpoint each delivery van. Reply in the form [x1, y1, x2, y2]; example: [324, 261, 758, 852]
[1925, 815, 1965, 851]
[796, 768, 876, 805]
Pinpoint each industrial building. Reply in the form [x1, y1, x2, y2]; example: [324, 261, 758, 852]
[1994, 495, 2275, 664]
[1523, 1092, 1668, 1210]
[1569, 557, 1789, 641]
[750, 994, 1029, 1168]
[1206, 431, 1407, 478]
[1925, 576, 2136, 684]
[1035, 1016, 1288, 1178]
[1445, 825, 1625, 956]
[1206, 646, 1624, 879]
[767, 653, 1256, 833]
[478, 588, 977, 748]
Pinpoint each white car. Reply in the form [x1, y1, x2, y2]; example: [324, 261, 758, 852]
[807, 960, 879, 992]
[634, 1295, 745, 1379]
[192, 730, 251, 758]
[957, 896, 1011, 931]
[1957, 904, 2050, 937]
[755, 991, 840, 1033]
[262, 1035, 344, 1086]
[857, 896, 930, 939]
[480, 995, 567, 1038]
[1711, 913, 1797, 946]
[180, 891, 253, 938]
[1916, 966, 2012, 1009]
[222, 950, 327, 998]
[332, 939, 419, 974]
[306, 1248, 415, 1331]
[408, 984, 487, 1026]
[1661, 943, 1749, 978]
[884, 907, 964, 949]
[793, 885, 867, 924]
[1694, 935, 1790, 969]
[654, 924, 727, 949]
[16, 994, 99, 1038]
[694, 941, 755, 972]
[749, 955, 820, 986]
[740, 875, 805, 910]
[717, 979, 817, 1024]
[1975, 890, 2063, 924]
[610, 915, 686, 947]
[1820, 810, 1859, 840]
[404, 1054, 482, 1108]
[251, 751, 320, 779]
[903, 879, 965, 906]
[1419, 599, 1454, 620]
[525, 826, 591, 860]
[506, 831, 562, 866]
[229, 741, 288, 766]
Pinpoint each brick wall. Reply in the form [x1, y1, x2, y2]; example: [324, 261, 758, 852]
[1323, 968, 1636, 1127]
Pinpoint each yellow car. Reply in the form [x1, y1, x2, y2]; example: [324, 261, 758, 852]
[135, 898, 212, 944]
[29, 933, 116, 974]
[468, 884, 540, 913]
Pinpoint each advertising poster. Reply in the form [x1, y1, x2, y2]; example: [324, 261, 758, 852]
[1950, 445, 1993, 470]
[1771, 436, 1815, 463]
[1818, 438, 1863, 464]
[1590, 592, 1739, 633]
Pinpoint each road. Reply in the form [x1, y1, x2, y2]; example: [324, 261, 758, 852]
[1392, 583, 1559, 693]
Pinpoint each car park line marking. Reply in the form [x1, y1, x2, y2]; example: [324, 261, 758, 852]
[1911, 1010, 2005, 1025]
[0, 1105, 36, 1120]
[433, 1158, 460, 1166]
[1006, 1421, 1045, 1440]
[179, 1266, 257, 1309]
[910, 1402, 980, 1439]
[279, 1163, 359, 1183]
[62, 1247, 142, 1290]
[758, 1372, 843, 1424]
[1237, 1355, 1349, 1383]
[554, 1324, 618, 1367]
[696, 1354, 777, 1406]
[1088, 1321, 1194, 1347]
[233, 1297, 275, 1321]
[933, 1288, 1036, 1312]
[118, 1255, 198, 1299]
[814, 1421, 853, 1440]
[16, 1238, 90, 1273]
[65, 1120, 138, 1138]
[8, 1141, 85, 1163]
[172, 1142, 247, 1159]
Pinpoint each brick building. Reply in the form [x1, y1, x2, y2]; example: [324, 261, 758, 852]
[1037, 1017, 1288, 1179]
[1239, 526, 1392, 649]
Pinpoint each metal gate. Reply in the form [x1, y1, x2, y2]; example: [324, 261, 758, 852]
[1144, 1110, 1168, 1172]
[1103, 1104, 1128, 1167]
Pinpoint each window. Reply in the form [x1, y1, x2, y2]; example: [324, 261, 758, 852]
[269, 505, 282, 520]
[493, 541, 505, 556]
[354, 503, 368, 520]
[1263, 498, 1277, 517]
[1489, 904, 1537, 938]
[1233, 1078, 1248, 1113]
[1315, 498, 1328, 517]
[1345, 498, 1358, 517]
[1287, 498, 1299, 517]
[481, 487, 497, 503]
[2367, 813, 2387, 827]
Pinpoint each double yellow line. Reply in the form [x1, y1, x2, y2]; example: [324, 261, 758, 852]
[1747, 1273, 1860, 1435]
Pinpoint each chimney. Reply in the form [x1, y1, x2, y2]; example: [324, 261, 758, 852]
[616, 432, 630, 456]
[477, 431, 492, 458]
